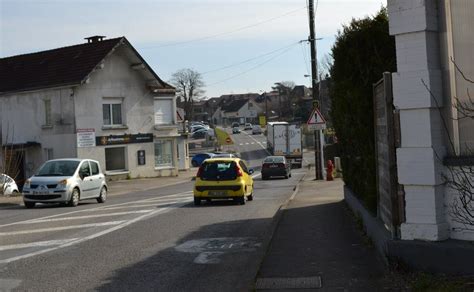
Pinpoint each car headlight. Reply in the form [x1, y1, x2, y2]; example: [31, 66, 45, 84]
[24, 179, 31, 188]
[58, 179, 69, 187]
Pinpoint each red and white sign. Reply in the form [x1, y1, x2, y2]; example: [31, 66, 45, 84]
[307, 109, 326, 130]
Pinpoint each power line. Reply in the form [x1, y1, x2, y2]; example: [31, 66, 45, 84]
[207, 44, 298, 86]
[299, 41, 311, 76]
[139, 7, 306, 50]
[201, 41, 300, 75]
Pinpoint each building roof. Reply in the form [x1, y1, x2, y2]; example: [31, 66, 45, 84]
[221, 99, 248, 113]
[0, 36, 173, 94]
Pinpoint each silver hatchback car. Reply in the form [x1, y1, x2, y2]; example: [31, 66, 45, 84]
[22, 159, 108, 208]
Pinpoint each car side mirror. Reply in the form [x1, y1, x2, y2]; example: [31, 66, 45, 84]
[249, 169, 254, 174]
[79, 171, 87, 180]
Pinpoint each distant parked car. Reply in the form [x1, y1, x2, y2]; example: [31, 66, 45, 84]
[191, 128, 209, 139]
[231, 122, 240, 128]
[232, 127, 241, 134]
[191, 153, 216, 167]
[244, 123, 253, 130]
[252, 125, 262, 135]
[22, 159, 108, 208]
[261, 156, 291, 180]
[0, 174, 19, 196]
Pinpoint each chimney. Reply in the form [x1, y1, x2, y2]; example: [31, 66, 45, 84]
[85, 35, 106, 43]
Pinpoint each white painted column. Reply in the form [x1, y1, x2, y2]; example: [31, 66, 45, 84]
[388, 0, 449, 240]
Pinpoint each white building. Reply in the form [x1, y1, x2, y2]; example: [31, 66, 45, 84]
[389, 0, 474, 241]
[219, 99, 263, 126]
[0, 36, 189, 183]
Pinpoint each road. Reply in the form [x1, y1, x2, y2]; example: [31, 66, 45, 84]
[0, 129, 307, 291]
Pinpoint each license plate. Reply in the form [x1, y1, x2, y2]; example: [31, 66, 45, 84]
[270, 165, 278, 168]
[209, 191, 227, 196]
[33, 191, 48, 195]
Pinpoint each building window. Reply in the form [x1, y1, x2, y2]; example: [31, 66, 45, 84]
[154, 98, 174, 125]
[154, 140, 173, 168]
[44, 99, 52, 126]
[105, 147, 126, 171]
[44, 148, 53, 160]
[103, 101, 123, 126]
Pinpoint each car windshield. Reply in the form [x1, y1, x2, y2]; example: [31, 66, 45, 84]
[201, 161, 237, 181]
[36, 160, 80, 177]
[264, 157, 284, 163]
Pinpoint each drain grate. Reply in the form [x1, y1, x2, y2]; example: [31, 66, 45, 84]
[256, 276, 322, 290]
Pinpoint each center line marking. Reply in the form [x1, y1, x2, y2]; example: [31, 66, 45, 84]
[0, 238, 80, 252]
[0, 221, 126, 236]
[0, 201, 189, 264]
[27, 210, 153, 223]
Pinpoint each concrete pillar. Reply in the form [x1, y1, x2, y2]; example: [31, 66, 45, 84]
[388, 0, 449, 240]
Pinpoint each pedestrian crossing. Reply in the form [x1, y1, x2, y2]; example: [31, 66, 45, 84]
[0, 191, 193, 264]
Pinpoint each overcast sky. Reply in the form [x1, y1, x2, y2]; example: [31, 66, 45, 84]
[1, 0, 386, 97]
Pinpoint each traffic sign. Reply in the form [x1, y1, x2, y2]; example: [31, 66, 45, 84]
[307, 108, 326, 125]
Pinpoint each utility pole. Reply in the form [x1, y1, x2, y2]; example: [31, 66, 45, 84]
[264, 92, 268, 124]
[308, 0, 323, 180]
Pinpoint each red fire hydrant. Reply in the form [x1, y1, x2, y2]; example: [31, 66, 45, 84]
[326, 160, 334, 181]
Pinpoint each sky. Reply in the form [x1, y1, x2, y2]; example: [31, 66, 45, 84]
[0, 0, 386, 98]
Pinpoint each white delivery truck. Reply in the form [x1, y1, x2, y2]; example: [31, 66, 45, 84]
[266, 122, 303, 168]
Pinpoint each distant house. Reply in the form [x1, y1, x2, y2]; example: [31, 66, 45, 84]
[220, 99, 262, 126]
[0, 36, 189, 183]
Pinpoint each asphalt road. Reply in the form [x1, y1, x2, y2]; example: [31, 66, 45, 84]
[0, 129, 307, 291]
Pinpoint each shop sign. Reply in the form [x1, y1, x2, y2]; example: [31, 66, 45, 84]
[96, 133, 153, 146]
[77, 129, 96, 148]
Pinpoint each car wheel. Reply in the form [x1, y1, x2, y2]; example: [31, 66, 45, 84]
[191, 160, 198, 167]
[284, 174, 289, 179]
[12, 190, 19, 196]
[194, 197, 201, 206]
[24, 201, 35, 208]
[97, 187, 107, 203]
[262, 175, 267, 180]
[238, 196, 245, 205]
[68, 188, 80, 207]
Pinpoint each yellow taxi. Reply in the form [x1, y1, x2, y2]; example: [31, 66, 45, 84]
[193, 158, 254, 205]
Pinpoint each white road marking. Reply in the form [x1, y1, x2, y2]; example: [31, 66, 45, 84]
[245, 143, 249, 145]
[26, 210, 153, 223]
[239, 143, 243, 146]
[0, 201, 188, 264]
[0, 238, 80, 251]
[251, 142, 255, 144]
[96, 200, 191, 211]
[0, 221, 126, 236]
[0, 191, 193, 228]
[0, 279, 22, 291]
[242, 132, 271, 154]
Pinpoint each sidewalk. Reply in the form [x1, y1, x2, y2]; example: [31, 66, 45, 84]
[0, 169, 196, 208]
[255, 171, 394, 291]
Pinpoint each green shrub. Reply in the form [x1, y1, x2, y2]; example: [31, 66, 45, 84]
[330, 8, 396, 214]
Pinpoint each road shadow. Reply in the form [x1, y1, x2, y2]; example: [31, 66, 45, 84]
[93, 200, 393, 291]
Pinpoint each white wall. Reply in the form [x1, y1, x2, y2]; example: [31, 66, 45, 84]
[0, 87, 77, 176]
[389, 0, 450, 241]
[74, 44, 179, 178]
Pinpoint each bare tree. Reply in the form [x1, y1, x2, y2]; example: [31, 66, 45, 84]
[272, 81, 295, 119]
[0, 124, 24, 196]
[318, 54, 333, 79]
[424, 59, 474, 229]
[169, 68, 205, 121]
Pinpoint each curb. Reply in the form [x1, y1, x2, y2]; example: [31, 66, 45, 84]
[252, 167, 310, 287]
